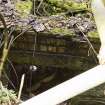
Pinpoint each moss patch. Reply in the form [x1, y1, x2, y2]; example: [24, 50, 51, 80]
[88, 31, 99, 38]
[50, 27, 75, 36]
[47, 0, 88, 13]
[15, 0, 32, 18]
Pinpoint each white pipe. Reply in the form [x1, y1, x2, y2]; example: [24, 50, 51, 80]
[91, 0, 105, 65]
[20, 65, 105, 105]
[91, 0, 105, 45]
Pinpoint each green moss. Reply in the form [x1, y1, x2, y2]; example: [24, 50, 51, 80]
[0, 87, 18, 104]
[47, 0, 88, 12]
[50, 27, 75, 36]
[48, 0, 63, 5]
[88, 31, 99, 38]
[64, 2, 87, 11]
[15, 0, 32, 18]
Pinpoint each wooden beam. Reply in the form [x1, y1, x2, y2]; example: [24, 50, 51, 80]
[20, 65, 105, 105]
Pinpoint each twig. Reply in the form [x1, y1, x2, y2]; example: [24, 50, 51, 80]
[3, 71, 16, 89]
[36, 0, 44, 15]
[18, 74, 25, 100]
[11, 26, 32, 45]
[0, 13, 9, 77]
[33, 0, 36, 15]
[7, 58, 19, 85]
[76, 24, 98, 57]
